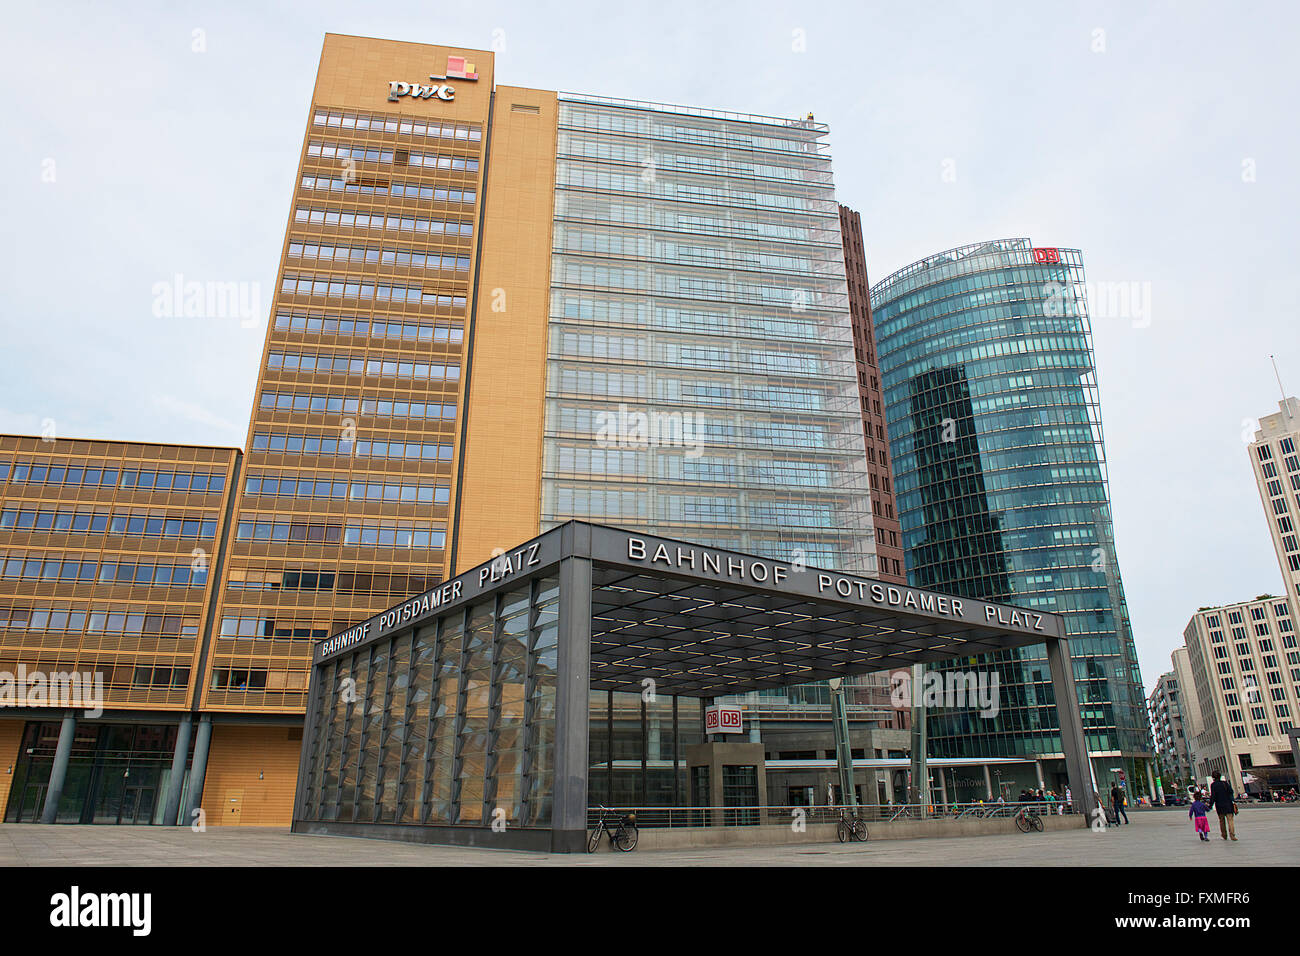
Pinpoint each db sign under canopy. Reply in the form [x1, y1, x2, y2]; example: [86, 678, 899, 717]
[704, 704, 743, 735]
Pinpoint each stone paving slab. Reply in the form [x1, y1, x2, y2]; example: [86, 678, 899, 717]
[0, 806, 1295, 866]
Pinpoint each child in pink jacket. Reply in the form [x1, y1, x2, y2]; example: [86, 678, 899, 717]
[1188, 795, 1211, 840]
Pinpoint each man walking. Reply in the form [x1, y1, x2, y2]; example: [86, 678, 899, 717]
[1209, 771, 1238, 841]
[1110, 783, 1130, 824]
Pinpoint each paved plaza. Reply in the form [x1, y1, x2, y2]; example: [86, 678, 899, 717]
[0, 806, 1295, 866]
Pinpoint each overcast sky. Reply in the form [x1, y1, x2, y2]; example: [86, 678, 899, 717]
[2, 1, 1296, 691]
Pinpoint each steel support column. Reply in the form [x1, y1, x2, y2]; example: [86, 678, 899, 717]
[1047, 636, 1098, 825]
[551, 552, 592, 852]
[182, 714, 213, 827]
[908, 662, 929, 807]
[39, 710, 78, 825]
[163, 713, 193, 826]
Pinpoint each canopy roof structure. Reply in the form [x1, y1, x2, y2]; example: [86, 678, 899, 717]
[316, 521, 1066, 693]
[298, 521, 1096, 851]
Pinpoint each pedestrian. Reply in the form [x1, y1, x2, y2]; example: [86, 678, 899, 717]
[1110, 783, 1129, 824]
[1188, 794, 1211, 841]
[1209, 771, 1238, 841]
[1065, 785, 1072, 813]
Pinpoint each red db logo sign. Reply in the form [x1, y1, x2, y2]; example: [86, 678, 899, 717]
[1032, 247, 1061, 264]
[704, 705, 743, 735]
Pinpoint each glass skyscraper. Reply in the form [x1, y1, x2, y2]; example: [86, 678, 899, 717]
[544, 97, 876, 573]
[870, 238, 1152, 789]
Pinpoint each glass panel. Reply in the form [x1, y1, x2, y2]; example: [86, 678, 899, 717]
[378, 635, 409, 823]
[427, 614, 462, 823]
[455, 602, 494, 823]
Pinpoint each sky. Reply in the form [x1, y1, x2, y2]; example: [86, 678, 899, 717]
[2, 1, 1296, 692]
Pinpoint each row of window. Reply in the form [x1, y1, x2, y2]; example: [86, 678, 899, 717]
[561, 137, 832, 187]
[250, 433, 453, 461]
[279, 272, 466, 309]
[0, 507, 218, 539]
[244, 474, 450, 504]
[131, 666, 191, 689]
[307, 141, 479, 171]
[234, 519, 445, 549]
[1256, 439, 1296, 462]
[1, 463, 226, 492]
[293, 207, 475, 239]
[558, 165, 831, 215]
[217, 615, 331, 639]
[205, 669, 305, 691]
[561, 105, 824, 158]
[288, 239, 470, 273]
[0, 555, 207, 587]
[0, 606, 200, 636]
[1205, 603, 1292, 630]
[546, 486, 845, 529]
[266, 351, 461, 381]
[273, 309, 463, 343]
[228, 568, 439, 598]
[312, 109, 482, 142]
[227, 569, 335, 591]
[300, 174, 476, 205]
[259, 390, 457, 422]
[1259, 455, 1300, 479]
[1264, 474, 1300, 498]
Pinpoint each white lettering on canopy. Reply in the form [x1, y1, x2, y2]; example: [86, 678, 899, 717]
[623, 535, 1042, 633]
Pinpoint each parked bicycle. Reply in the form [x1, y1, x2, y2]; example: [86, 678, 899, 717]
[836, 809, 869, 843]
[587, 806, 639, 852]
[1014, 805, 1044, 832]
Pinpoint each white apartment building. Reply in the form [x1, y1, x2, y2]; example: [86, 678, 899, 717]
[1183, 596, 1299, 792]
[1249, 397, 1300, 613]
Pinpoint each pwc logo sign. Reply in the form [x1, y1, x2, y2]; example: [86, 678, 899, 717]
[387, 55, 480, 103]
[704, 704, 743, 735]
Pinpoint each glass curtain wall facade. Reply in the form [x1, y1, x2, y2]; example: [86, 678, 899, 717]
[870, 239, 1151, 773]
[543, 97, 875, 573]
[297, 576, 560, 830]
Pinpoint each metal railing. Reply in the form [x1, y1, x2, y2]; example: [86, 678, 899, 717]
[587, 800, 1079, 829]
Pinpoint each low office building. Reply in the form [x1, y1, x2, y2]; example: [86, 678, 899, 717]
[0, 436, 250, 824]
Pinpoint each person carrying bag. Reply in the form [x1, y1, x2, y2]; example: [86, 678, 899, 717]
[1208, 771, 1238, 841]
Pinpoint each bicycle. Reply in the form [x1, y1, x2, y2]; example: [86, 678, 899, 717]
[587, 806, 639, 852]
[836, 809, 869, 843]
[1014, 805, 1044, 832]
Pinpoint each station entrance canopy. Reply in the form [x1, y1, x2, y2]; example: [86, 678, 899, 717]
[292, 521, 1097, 851]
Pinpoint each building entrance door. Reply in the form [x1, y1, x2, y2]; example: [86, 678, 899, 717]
[225, 789, 243, 825]
[14, 782, 46, 822]
[119, 787, 156, 824]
